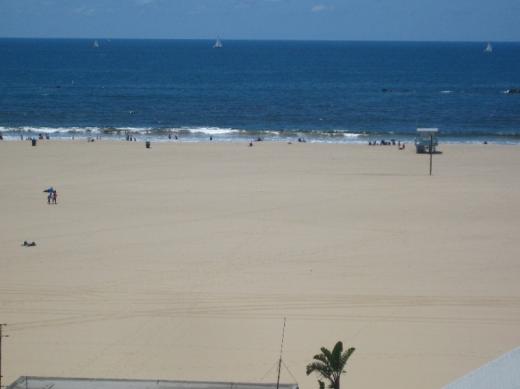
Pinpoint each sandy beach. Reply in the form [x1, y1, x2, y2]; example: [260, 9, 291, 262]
[1, 140, 520, 388]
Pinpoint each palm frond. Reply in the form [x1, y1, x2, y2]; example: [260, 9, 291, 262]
[320, 347, 333, 363]
[306, 362, 330, 376]
[313, 353, 331, 366]
[340, 347, 355, 369]
[330, 341, 343, 370]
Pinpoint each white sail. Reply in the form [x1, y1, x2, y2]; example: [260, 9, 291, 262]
[484, 42, 493, 53]
[93, 40, 100, 48]
[213, 38, 223, 49]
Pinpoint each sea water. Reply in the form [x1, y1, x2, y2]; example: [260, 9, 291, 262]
[0, 39, 519, 143]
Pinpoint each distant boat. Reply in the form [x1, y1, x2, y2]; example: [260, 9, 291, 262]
[213, 38, 223, 49]
[484, 42, 493, 53]
[93, 40, 100, 48]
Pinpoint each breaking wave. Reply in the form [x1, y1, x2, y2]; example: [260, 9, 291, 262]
[1, 126, 519, 144]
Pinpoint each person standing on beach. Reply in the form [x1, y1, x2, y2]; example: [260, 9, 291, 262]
[52, 191, 58, 204]
[47, 192, 52, 204]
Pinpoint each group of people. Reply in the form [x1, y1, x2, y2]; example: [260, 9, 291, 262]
[368, 139, 406, 150]
[47, 190, 58, 204]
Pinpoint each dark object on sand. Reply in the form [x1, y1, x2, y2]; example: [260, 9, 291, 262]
[146, 141, 151, 149]
[23, 241, 36, 247]
[32, 139, 37, 146]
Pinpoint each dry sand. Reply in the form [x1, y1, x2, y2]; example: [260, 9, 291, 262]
[1, 140, 520, 388]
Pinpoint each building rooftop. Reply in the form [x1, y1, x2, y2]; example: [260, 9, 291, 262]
[7, 377, 299, 389]
[443, 347, 520, 389]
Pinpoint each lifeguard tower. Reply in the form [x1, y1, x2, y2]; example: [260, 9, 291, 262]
[415, 128, 439, 154]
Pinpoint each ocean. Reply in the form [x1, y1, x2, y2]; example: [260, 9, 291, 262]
[0, 38, 519, 143]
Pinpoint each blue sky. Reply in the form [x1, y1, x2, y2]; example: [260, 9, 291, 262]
[1, 0, 519, 41]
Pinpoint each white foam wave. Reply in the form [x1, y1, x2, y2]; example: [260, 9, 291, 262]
[184, 127, 240, 135]
[0, 126, 102, 134]
[0, 126, 241, 135]
[115, 127, 153, 133]
[28, 126, 102, 133]
[440, 90, 453, 94]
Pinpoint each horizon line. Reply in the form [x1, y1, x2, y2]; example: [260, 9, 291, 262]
[1, 36, 519, 44]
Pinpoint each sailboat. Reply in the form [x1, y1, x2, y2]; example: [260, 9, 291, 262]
[213, 37, 223, 49]
[484, 42, 493, 53]
[93, 40, 100, 48]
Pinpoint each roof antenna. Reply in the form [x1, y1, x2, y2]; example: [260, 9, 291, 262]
[276, 318, 286, 389]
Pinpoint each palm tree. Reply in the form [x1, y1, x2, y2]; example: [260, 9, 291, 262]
[306, 341, 355, 389]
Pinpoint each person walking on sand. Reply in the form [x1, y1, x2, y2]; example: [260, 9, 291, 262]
[47, 192, 52, 204]
[52, 191, 58, 204]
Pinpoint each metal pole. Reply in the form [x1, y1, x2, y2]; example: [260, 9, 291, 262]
[429, 134, 433, 176]
[276, 357, 282, 389]
[0, 324, 8, 389]
[276, 318, 287, 389]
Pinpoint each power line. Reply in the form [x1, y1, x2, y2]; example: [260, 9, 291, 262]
[258, 360, 279, 382]
[281, 360, 299, 384]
